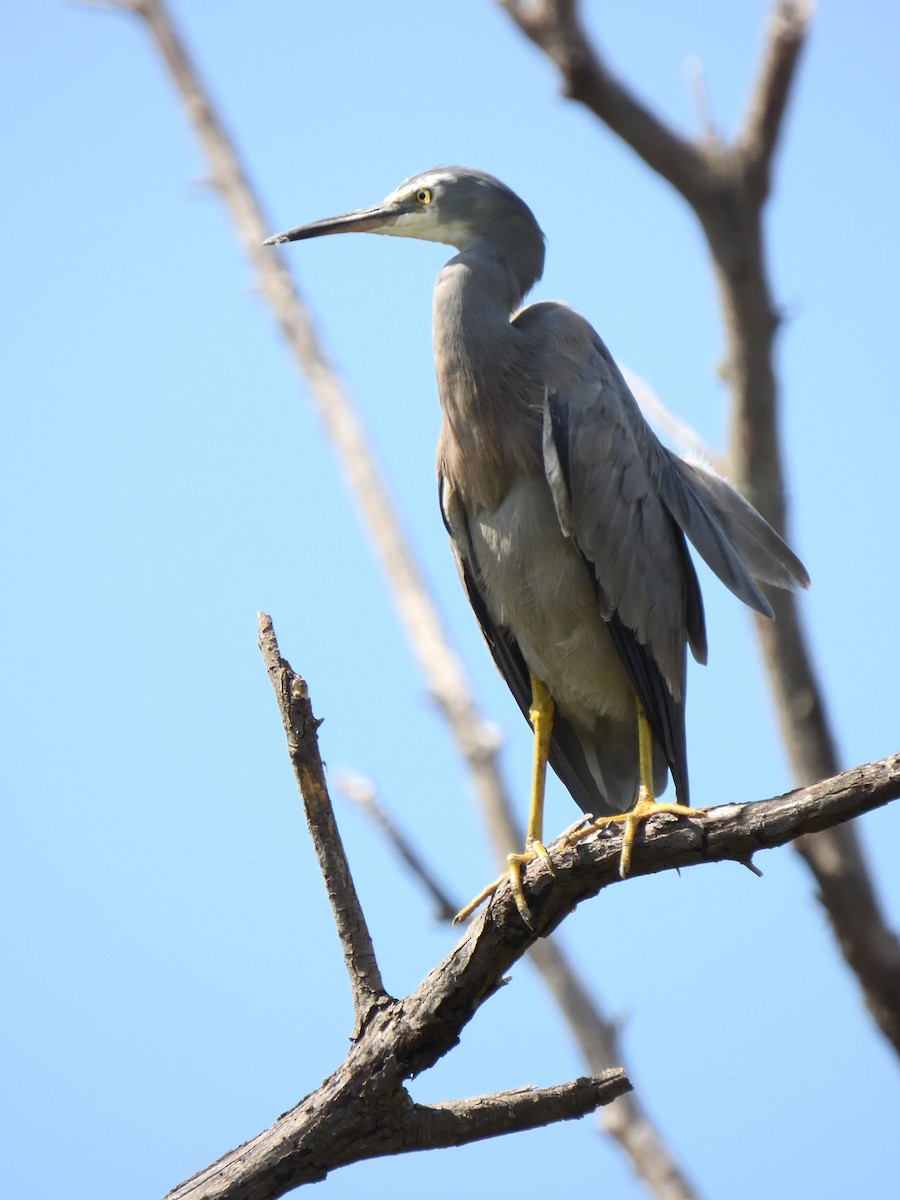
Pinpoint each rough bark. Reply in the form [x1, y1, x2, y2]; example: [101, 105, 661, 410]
[161, 620, 899, 1199]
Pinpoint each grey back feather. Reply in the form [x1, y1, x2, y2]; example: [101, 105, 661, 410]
[535, 304, 808, 645]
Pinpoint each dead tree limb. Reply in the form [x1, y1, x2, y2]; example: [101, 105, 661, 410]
[165, 618, 899, 1198]
[339, 772, 460, 923]
[258, 615, 385, 1034]
[343, 775, 702, 1199]
[497, 0, 900, 1059]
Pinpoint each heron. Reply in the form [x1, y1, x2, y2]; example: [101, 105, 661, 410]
[265, 167, 809, 924]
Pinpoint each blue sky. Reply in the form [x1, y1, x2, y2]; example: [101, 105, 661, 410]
[3, 3, 899, 1198]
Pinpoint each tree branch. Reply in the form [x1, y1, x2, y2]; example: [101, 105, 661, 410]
[498, 0, 900, 1061]
[525, 936, 700, 1200]
[342, 774, 703, 1198]
[339, 772, 459, 923]
[498, 754, 900, 929]
[257, 614, 386, 1032]
[793, 820, 900, 1053]
[166, 721, 899, 1199]
[498, 0, 711, 201]
[404, 1073, 631, 1149]
[739, 0, 816, 193]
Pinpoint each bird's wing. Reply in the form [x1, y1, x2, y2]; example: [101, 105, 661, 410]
[541, 372, 696, 805]
[439, 466, 532, 717]
[529, 303, 809, 805]
[516, 301, 700, 803]
[581, 342, 810, 615]
[655, 454, 810, 604]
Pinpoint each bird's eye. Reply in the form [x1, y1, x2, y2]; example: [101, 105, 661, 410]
[416, 187, 433, 205]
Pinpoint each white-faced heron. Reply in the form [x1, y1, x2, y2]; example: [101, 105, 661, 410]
[265, 167, 809, 924]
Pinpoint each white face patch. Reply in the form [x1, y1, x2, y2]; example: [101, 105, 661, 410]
[373, 173, 475, 247]
[380, 207, 469, 247]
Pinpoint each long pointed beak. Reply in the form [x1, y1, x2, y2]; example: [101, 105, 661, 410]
[263, 201, 405, 246]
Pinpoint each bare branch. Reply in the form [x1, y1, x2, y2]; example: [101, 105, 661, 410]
[407, 1073, 631, 1147]
[498, 0, 712, 202]
[527, 937, 701, 1200]
[794, 822, 900, 1055]
[516, 755, 900, 925]
[338, 772, 459, 923]
[685, 56, 717, 144]
[498, 0, 900, 1061]
[346, 775, 702, 1197]
[166, 744, 899, 1199]
[257, 614, 385, 1031]
[739, 1, 816, 194]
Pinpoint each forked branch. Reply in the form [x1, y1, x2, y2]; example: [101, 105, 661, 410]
[498, 0, 900, 1060]
[166, 622, 899, 1199]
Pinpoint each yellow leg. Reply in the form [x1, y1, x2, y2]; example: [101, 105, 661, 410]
[454, 672, 555, 926]
[637, 696, 654, 797]
[566, 694, 699, 877]
[525, 674, 553, 850]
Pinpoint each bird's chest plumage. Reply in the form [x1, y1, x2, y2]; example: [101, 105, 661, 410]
[433, 261, 550, 511]
[467, 477, 633, 723]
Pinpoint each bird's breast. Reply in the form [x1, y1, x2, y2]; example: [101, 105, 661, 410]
[467, 477, 633, 723]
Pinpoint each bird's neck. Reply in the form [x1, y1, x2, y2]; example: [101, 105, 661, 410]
[433, 253, 542, 511]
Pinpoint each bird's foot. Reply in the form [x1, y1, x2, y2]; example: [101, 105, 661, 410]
[453, 839, 553, 927]
[565, 790, 703, 877]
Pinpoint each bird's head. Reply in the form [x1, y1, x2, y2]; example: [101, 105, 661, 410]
[265, 166, 546, 295]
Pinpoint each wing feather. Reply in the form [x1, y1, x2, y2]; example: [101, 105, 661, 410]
[659, 455, 810, 603]
[543, 374, 694, 805]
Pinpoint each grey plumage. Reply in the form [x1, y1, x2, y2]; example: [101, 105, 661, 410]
[266, 166, 808, 832]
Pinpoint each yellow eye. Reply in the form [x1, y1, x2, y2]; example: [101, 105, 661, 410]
[416, 187, 433, 205]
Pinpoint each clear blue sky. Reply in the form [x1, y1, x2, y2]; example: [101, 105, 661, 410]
[3, 3, 899, 1198]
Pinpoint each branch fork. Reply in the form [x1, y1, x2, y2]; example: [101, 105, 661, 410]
[163, 612, 899, 1200]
